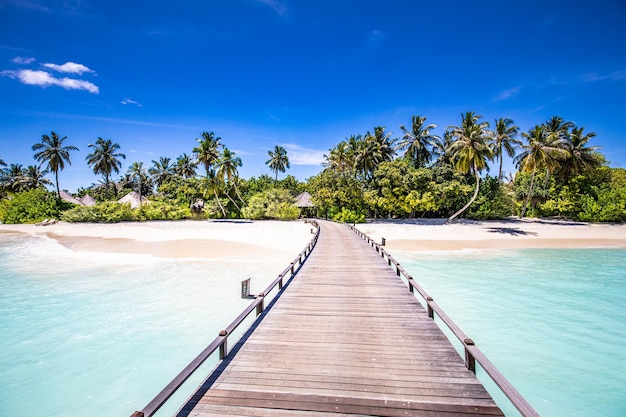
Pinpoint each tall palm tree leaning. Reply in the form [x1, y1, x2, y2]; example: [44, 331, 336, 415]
[514, 124, 570, 218]
[447, 112, 494, 223]
[266, 145, 290, 181]
[397, 115, 440, 168]
[85, 137, 126, 199]
[493, 118, 520, 181]
[32, 131, 79, 200]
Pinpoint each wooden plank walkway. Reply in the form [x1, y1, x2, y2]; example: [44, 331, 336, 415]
[177, 220, 504, 416]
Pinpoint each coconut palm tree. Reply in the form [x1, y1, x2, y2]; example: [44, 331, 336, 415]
[355, 127, 395, 180]
[432, 129, 455, 167]
[514, 125, 569, 218]
[149, 156, 175, 189]
[266, 145, 290, 181]
[217, 147, 244, 209]
[175, 153, 198, 178]
[193, 131, 222, 178]
[493, 118, 520, 181]
[397, 115, 440, 168]
[1, 163, 25, 192]
[85, 137, 126, 199]
[447, 112, 494, 222]
[558, 126, 602, 179]
[204, 169, 226, 217]
[127, 161, 148, 205]
[21, 165, 53, 190]
[32, 131, 79, 199]
[323, 141, 351, 178]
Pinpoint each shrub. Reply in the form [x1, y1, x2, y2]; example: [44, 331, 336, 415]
[242, 188, 301, 220]
[0, 189, 63, 224]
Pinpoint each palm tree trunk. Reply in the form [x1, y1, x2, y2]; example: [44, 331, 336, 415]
[447, 165, 481, 223]
[213, 189, 226, 217]
[55, 170, 61, 200]
[519, 167, 536, 219]
[224, 188, 241, 212]
[498, 154, 503, 182]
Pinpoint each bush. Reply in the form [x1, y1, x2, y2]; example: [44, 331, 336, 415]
[61, 201, 192, 223]
[330, 207, 365, 223]
[242, 189, 301, 220]
[0, 189, 64, 224]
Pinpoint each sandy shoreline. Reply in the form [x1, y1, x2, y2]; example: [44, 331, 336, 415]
[1, 218, 624, 257]
[355, 218, 626, 251]
[0, 220, 315, 259]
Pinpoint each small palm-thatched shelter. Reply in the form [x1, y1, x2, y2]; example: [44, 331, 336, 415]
[60, 190, 83, 206]
[118, 191, 150, 209]
[295, 192, 315, 217]
[79, 194, 96, 207]
[295, 192, 314, 208]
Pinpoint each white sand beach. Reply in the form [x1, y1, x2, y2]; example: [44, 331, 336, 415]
[355, 218, 626, 251]
[0, 220, 315, 260]
[1, 218, 624, 257]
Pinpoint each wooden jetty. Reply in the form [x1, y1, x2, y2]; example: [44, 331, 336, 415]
[131, 220, 537, 417]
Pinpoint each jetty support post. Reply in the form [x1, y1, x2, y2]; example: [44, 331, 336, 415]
[464, 339, 476, 373]
[256, 293, 265, 316]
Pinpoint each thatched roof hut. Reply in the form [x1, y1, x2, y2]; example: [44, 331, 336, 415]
[295, 192, 315, 208]
[118, 191, 150, 209]
[79, 194, 96, 207]
[60, 190, 83, 206]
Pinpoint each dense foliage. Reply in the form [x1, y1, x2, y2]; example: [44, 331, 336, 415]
[1, 117, 623, 224]
[0, 189, 67, 224]
[242, 189, 300, 220]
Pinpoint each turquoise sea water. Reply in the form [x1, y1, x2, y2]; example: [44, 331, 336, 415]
[395, 247, 626, 417]
[0, 232, 285, 417]
[1, 232, 625, 416]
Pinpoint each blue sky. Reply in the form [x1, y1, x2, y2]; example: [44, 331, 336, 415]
[1, 0, 625, 192]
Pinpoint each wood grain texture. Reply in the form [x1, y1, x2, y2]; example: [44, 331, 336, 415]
[177, 220, 504, 416]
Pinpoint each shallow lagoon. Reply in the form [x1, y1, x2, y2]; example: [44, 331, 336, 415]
[1, 232, 624, 416]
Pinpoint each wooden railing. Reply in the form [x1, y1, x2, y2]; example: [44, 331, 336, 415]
[130, 220, 320, 417]
[349, 224, 540, 417]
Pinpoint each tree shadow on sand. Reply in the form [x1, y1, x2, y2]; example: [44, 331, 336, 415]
[486, 227, 538, 236]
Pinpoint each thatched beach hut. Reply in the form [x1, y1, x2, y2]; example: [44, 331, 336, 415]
[79, 194, 96, 207]
[295, 192, 315, 217]
[60, 190, 83, 206]
[118, 191, 149, 209]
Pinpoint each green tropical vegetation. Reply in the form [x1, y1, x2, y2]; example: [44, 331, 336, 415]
[0, 113, 623, 224]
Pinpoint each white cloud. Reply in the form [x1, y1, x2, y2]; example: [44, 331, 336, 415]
[582, 70, 626, 83]
[121, 98, 142, 107]
[43, 61, 95, 75]
[1, 69, 99, 93]
[256, 0, 289, 18]
[282, 143, 325, 166]
[493, 86, 522, 102]
[11, 56, 36, 64]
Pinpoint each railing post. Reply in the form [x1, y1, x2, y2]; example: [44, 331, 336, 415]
[408, 279, 414, 293]
[256, 293, 265, 316]
[464, 339, 476, 373]
[426, 297, 434, 318]
[219, 330, 228, 359]
[278, 276, 283, 290]
[396, 264, 401, 276]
